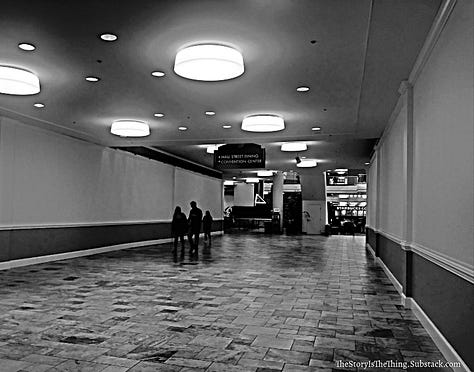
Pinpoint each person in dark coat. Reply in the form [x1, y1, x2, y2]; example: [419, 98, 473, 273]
[202, 210, 213, 246]
[171, 206, 188, 256]
[187, 201, 203, 255]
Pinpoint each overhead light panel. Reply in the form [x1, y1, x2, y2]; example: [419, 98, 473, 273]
[206, 144, 223, 154]
[257, 170, 274, 177]
[246, 178, 260, 183]
[110, 120, 150, 137]
[312, 127, 321, 131]
[281, 142, 307, 152]
[296, 159, 317, 168]
[0, 66, 40, 95]
[241, 114, 284, 132]
[223, 180, 235, 186]
[174, 44, 244, 81]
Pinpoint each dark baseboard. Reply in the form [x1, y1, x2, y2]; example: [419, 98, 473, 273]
[0, 220, 224, 263]
[366, 227, 473, 370]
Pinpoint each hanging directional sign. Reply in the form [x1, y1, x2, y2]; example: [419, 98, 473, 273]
[214, 143, 265, 169]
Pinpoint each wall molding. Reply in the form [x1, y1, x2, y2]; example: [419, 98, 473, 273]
[406, 298, 470, 372]
[0, 230, 224, 271]
[409, 242, 474, 284]
[0, 219, 224, 231]
[408, 0, 458, 85]
[367, 228, 473, 285]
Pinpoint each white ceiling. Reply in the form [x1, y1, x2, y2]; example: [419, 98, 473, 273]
[0, 0, 441, 177]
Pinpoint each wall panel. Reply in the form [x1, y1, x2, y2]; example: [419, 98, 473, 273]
[412, 0, 473, 264]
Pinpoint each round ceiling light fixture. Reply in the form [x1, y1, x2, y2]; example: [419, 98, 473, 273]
[222, 124, 232, 129]
[33, 103, 45, 108]
[110, 120, 150, 137]
[205, 111, 216, 116]
[0, 66, 40, 95]
[151, 71, 165, 77]
[18, 43, 36, 51]
[178, 126, 188, 131]
[154, 113, 164, 117]
[241, 114, 284, 132]
[297, 159, 317, 168]
[85, 76, 100, 82]
[100, 33, 118, 42]
[281, 142, 307, 152]
[174, 44, 244, 81]
[312, 126, 321, 131]
[296, 86, 310, 92]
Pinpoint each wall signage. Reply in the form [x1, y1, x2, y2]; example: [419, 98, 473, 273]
[214, 143, 265, 169]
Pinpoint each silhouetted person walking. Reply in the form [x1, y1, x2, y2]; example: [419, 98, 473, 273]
[171, 206, 188, 257]
[202, 210, 213, 247]
[187, 201, 202, 255]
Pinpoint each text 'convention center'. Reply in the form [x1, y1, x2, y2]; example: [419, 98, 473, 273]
[0, 0, 472, 371]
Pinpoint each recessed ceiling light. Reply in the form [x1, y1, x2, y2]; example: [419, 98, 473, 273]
[154, 113, 165, 118]
[205, 111, 216, 116]
[296, 86, 310, 92]
[312, 127, 321, 131]
[110, 120, 150, 137]
[100, 33, 118, 42]
[281, 142, 307, 152]
[178, 126, 188, 131]
[0, 66, 40, 95]
[151, 71, 165, 77]
[222, 124, 232, 129]
[257, 170, 274, 177]
[33, 103, 44, 108]
[18, 43, 36, 51]
[232, 176, 237, 180]
[365, 162, 370, 165]
[174, 44, 244, 81]
[85, 76, 100, 82]
[242, 114, 284, 132]
[297, 159, 317, 168]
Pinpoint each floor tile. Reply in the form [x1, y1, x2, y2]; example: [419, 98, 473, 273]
[0, 234, 452, 371]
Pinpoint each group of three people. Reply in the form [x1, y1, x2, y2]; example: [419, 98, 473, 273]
[171, 201, 213, 256]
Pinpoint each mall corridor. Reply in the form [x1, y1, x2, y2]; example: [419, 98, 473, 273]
[0, 234, 450, 371]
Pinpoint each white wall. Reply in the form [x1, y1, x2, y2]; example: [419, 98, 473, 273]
[378, 105, 405, 238]
[0, 117, 223, 227]
[174, 167, 223, 218]
[368, 0, 473, 266]
[367, 155, 377, 227]
[234, 183, 254, 206]
[412, 0, 473, 264]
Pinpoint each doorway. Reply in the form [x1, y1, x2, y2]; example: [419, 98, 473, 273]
[302, 201, 323, 234]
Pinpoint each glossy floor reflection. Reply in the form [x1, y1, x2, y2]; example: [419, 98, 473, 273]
[0, 234, 450, 371]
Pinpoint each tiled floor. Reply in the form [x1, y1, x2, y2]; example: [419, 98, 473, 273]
[0, 233, 450, 371]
